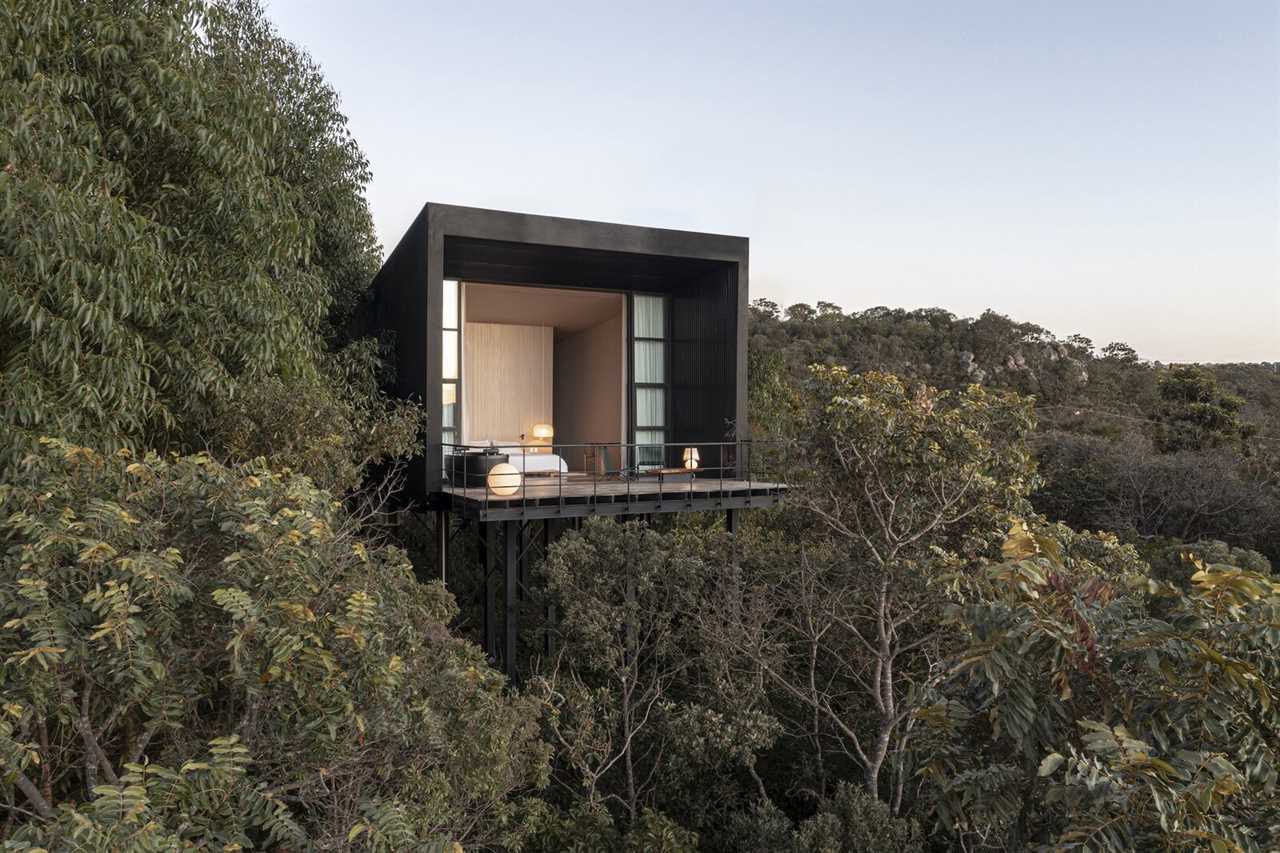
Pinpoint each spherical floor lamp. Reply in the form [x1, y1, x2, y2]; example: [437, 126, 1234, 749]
[487, 462, 521, 496]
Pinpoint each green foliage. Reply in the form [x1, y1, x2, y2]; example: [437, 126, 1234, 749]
[715, 786, 925, 853]
[0, 0, 420, 486]
[798, 367, 1038, 551]
[927, 517, 1280, 851]
[206, 342, 423, 492]
[748, 301, 1280, 563]
[1034, 431, 1279, 561]
[0, 440, 547, 847]
[718, 798, 800, 853]
[792, 783, 924, 853]
[1154, 366, 1255, 453]
[701, 369, 1039, 835]
[524, 802, 698, 853]
[533, 518, 779, 837]
[5, 1, 1276, 848]
[748, 345, 803, 440]
[3, 736, 308, 852]
[1144, 538, 1272, 589]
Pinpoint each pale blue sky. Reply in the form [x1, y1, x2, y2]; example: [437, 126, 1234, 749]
[266, 0, 1278, 362]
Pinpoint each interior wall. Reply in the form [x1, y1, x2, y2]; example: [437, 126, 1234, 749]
[554, 312, 624, 471]
[463, 322, 553, 443]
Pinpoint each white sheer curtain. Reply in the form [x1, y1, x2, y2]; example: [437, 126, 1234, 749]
[633, 294, 664, 338]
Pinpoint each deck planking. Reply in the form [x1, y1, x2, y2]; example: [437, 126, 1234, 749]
[441, 475, 786, 520]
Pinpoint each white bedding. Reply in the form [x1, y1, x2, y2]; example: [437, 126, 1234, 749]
[499, 451, 568, 475]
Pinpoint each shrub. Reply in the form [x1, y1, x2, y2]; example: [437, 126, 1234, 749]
[0, 439, 547, 848]
[793, 783, 924, 853]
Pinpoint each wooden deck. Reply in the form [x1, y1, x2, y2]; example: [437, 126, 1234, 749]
[440, 474, 786, 520]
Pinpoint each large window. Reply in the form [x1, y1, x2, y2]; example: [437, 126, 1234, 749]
[442, 279, 460, 452]
[632, 294, 667, 469]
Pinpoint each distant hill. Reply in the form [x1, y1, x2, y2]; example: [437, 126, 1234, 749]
[748, 300, 1280, 442]
[749, 300, 1280, 561]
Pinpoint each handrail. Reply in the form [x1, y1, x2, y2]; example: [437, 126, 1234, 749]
[438, 439, 787, 515]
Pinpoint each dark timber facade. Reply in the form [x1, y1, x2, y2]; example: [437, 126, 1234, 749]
[371, 203, 785, 676]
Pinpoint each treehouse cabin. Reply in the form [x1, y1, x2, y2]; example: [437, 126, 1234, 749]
[371, 204, 785, 673]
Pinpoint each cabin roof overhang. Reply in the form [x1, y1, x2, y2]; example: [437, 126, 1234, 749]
[425, 202, 748, 279]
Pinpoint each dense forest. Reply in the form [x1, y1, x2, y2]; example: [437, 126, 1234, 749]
[1, 2, 1277, 851]
[748, 301, 1280, 564]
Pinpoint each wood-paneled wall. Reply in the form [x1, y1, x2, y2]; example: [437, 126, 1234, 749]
[462, 322, 553, 443]
[554, 313, 624, 471]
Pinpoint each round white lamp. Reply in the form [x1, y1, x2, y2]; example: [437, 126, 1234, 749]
[682, 447, 701, 470]
[486, 462, 522, 496]
[530, 423, 554, 452]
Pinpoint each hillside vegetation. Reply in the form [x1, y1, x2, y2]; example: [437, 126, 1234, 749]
[750, 301, 1280, 563]
[1, 2, 1277, 850]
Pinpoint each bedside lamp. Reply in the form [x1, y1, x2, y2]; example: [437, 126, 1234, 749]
[682, 447, 701, 470]
[531, 423, 554, 453]
[487, 463, 521, 496]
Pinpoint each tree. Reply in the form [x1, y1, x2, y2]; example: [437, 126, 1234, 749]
[786, 303, 818, 323]
[0, 0, 419, 487]
[791, 783, 924, 853]
[532, 519, 777, 841]
[1153, 366, 1254, 454]
[926, 517, 1279, 851]
[1034, 431, 1279, 559]
[0, 440, 548, 848]
[725, 369, 1037, 807]
[1101, 341, 1140, 364]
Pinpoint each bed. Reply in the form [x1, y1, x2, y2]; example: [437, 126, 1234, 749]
[493, 444, 569, 476]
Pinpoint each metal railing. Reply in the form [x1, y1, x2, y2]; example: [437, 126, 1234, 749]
[440, 439, 787, 517]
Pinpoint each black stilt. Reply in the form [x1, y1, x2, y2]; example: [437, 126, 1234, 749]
[517, 521, 527, 601]
[483, 522, 497, 662]
[504, 520, 518, 679]
[544, 519, 557, 657]
[435, 511, 448, 583]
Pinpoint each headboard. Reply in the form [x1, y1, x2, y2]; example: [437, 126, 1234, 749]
[462, 322, 553, 444]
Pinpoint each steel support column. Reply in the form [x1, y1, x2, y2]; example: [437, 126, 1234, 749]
[482, 522, 497, 662]
[435, 511, 448, 583]
[504, 520, 518, 679]
[544, 519, 557, 657]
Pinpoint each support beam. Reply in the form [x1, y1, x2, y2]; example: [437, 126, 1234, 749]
[435, 511, 448, 583]
[504, 520, 519, 680]
[544, 519, 557, 657]
[517, 521, 527, 601]
[483, 522, 497, 662]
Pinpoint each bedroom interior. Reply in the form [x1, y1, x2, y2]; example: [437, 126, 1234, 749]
[449, 280, 632, 481]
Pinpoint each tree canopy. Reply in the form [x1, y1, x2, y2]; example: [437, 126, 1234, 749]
[3, 1, 1277, 849]
[0, 0, 419, 488]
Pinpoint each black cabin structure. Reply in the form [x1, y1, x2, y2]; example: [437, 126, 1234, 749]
[371, 203, 785, 675]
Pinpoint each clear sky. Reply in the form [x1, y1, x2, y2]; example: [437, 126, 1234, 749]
[265, 0, 1278, 363]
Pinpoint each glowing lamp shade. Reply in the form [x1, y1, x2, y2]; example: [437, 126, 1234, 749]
[682, 447, 701, 469]
[531, 423, 555, 440]
[486, 463, 522, 496]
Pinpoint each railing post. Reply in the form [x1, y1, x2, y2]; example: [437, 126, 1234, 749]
[718, 443, 724, 504]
